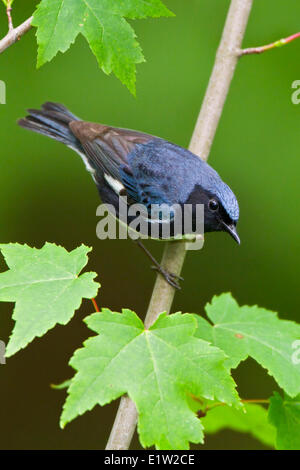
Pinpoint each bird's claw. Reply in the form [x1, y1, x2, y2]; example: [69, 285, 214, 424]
[150, 265, 183, 289]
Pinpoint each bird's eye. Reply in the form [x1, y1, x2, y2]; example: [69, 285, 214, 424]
[209, 199, 219, 211]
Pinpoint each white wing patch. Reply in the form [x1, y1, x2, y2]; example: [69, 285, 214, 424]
[104, 173, 125, 194]
[68, 145, 125, 193]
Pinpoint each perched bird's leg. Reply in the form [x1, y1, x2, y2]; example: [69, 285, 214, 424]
[135, 239, 183, 290]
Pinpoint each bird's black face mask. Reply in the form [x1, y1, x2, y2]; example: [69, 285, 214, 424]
[204, 196, 240, 244]
[186, 186, 240, 244]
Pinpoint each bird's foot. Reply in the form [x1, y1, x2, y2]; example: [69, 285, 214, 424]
[151, 265, 183, 289]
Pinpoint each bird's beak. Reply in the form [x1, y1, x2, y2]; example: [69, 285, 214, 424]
[221, 222, 240, 245]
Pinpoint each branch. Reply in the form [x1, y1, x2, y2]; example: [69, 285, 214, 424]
[106, 0, 253, 451]
[0, 15, 33, 54]
[239, 32, 300, 56]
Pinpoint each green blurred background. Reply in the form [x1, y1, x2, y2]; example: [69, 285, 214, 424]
[0, 0, 299, 450]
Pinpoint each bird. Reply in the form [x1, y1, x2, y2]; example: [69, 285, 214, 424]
[18, 102, 240, 289]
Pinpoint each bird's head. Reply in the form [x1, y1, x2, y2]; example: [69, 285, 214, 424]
[203, 189, 240, 244]
[185, 180, 240, 244]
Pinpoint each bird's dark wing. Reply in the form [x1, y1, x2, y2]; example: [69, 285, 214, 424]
[69, 121, 151, 183]
[118, 163, 173, 212]
[69, 121, 171, 210]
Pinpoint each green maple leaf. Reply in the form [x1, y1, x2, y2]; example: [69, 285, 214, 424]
[0, 243, 99, 357]
[61, 309, 240, 450]
[194, 293, 300, 397]
[32, 0, 174, 94]
[269, 392, 300, 450]
[201, 403, 276, 448]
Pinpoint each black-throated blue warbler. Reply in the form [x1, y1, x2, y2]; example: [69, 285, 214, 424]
[18, 102, 240, 288]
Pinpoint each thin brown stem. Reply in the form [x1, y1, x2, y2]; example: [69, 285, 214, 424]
[106, 0, 254, 450]
[91, 298, 100, 312]
[208, 398, 270, 410]
[0, 15, 33, 54]
[239, 32, 300, 56]
[196, 398, 270, 418]
[241, 398, 270, 404]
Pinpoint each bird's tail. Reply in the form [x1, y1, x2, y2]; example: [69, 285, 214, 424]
[18, 102, 80, 148]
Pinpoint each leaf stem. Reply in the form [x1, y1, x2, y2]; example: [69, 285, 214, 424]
[207, 398, 269, 414]
[6, 0, 13, 32]
[196, 398, 270, 418]
[91, 297, 99, 312]
[208, 398, 270, 410]
[239, 32, 300, 56]
[106, 0, 254, 450]
[241, 398, 270, 404]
